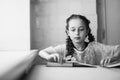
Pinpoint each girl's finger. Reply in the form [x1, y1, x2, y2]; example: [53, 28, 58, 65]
[104, 59, 107, 66]
[101, 59, 107, 66]
[100, 59, 104, 66]
[52, 54, 59, 62]
[107, 58, 111, 65]
[105, 58, 111, 66]
[53, 55, 56, 61]
[55, 54, 59, 62]
[101, 58, 111, 67]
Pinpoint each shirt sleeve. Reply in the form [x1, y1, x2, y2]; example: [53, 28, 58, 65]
[42, 46, 57, 54]
[94, 42, 120, 63]
[42, 44, 66, 63]
[93, 42, 117, 57]
[54, 44, 66, 56]
[110, 45, 120, 63]
[42, 44, 66, 55]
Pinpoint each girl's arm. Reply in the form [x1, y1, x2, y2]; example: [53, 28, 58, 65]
[39, 49, 59, 62]
[39, 44, 65, 62]
[100, 45, 120, 66]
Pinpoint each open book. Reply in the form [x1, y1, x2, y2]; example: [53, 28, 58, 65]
[46, 60, 120, 68]
[46, 61, 97, 67]
[105, 62, 120, 68]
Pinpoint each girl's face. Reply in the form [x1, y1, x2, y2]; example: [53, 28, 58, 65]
[67, 18, 88, 43]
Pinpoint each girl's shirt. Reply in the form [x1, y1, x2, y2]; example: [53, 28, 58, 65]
[42, 41, 120, 65]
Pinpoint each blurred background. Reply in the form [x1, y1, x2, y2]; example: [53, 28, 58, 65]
[0, 0, 120, 79]
[30, 0, 97, 50]
[0, 0, 120, 51]
[30, 0, 120, 50]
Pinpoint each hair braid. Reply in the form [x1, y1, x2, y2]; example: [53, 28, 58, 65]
[66, 36, 75, 57]
[88, 28, 95, 42]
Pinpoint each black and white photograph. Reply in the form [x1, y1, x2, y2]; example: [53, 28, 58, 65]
[0, 0, 120, 80]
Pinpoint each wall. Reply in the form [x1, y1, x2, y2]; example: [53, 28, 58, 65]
[0, 0, 30, 50]
[97, 0, 120, 45]
[106, 0, 120, 45]
[31, 0, 97, 50]
[96, 0, 107, 44]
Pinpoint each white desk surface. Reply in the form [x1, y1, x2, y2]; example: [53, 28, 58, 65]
[25, 65, 120, 80]
[0, 50, 38, 80]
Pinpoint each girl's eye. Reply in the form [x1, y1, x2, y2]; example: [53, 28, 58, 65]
[71, 28, 75, 31]
[79, 29, 84, 31]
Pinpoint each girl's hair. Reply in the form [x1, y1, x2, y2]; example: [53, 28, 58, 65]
[65, 14, 95, 57]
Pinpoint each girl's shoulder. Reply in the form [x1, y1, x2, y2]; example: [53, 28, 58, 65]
[87, 41, 106, 49]
[87, 41, 120, 50]
[88, 41, 101, 47]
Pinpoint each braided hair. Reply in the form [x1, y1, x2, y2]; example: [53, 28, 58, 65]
[65, 14, 95, 57]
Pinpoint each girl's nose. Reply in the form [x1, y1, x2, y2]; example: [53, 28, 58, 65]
[75, 29, 79, 35]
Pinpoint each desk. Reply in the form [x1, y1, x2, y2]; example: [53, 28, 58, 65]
[0, 50, 38, 80]
[25, 65, 120, 80]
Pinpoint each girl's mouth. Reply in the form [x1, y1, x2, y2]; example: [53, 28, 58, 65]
[74, 37, 80, 39]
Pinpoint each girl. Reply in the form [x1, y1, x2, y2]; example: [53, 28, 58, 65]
[39, 14, 120, 67]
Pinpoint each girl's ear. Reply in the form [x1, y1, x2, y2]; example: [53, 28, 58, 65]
[66, 30, 69, 36]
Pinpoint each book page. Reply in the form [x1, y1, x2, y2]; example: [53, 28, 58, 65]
[105, 62, 120, 68]
[46, 61, 97, 67]
[46, 62, 72, 67]
[65, 61, 97, 67]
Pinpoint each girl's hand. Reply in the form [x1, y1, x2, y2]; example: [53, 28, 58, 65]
[100, 57, 111, 67]
[65, 55, 72, 61]
[47, 53, 59, 62]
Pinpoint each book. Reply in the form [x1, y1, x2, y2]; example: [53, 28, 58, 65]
[66, 61, 97, 67]
[46, 61, 97, 67]
[105, 62, 120, 68]
[46, 62, 72, 67]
